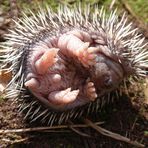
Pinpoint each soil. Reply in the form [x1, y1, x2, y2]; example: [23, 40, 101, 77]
[0, 85, 148, 148]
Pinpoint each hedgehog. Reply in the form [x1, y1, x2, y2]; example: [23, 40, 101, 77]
[0, 5, 148, 125]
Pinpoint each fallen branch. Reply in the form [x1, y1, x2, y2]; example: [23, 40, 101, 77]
[0, 121, 104, 134]
[68, 121, 91, 138]
[3, 137, 29, 145]
[69, 126, 91, 138]
[84, 118, 145, 148]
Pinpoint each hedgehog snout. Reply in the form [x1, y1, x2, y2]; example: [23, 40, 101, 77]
[92, 54, 124, 91]
[103, 75, 113, 88]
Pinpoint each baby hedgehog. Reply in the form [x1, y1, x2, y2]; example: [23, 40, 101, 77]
[1, 5, 148, 125]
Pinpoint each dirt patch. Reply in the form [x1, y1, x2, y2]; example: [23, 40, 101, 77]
[0, 89, 147, 147]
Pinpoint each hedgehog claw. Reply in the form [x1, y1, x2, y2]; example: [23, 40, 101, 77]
[85, 81, 97, 101]
[35, 48, 59, 75]
[24, 78, 40, 89]
[50, 74, 61, 83]
[77, 43, 98, 67]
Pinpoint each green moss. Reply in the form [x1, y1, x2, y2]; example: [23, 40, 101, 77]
[1, 0, 10, 12]
[144, 131, 148, 136]
[1, 0, 146, 24]
[0, 95, 4, 103]
[127, 0, 148, 23]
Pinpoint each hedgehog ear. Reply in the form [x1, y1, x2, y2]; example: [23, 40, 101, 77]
[35, 48, 59, 75]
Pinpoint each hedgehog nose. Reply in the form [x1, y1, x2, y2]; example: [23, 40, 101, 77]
[104, 76, 113, 88]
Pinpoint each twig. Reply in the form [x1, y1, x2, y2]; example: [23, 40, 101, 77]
[69, 126, 91, 138]
[9, 0, 18, 20]
[68, 121, 91, 137]
[110, 0, 116, 10]
[0, 122, 104, 134]
[84, 118, 145, 148]
[120, 0, 148, 38]
[131, 116, 138, 131]
[8, 137, 29, 144]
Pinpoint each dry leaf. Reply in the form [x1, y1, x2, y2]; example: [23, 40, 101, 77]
[0, 70, 12, 92]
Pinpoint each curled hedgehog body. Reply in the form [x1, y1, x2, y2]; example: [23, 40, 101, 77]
[1, 5, 148, 125]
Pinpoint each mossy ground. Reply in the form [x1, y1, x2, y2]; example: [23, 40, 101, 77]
[1, 0, 148, 22]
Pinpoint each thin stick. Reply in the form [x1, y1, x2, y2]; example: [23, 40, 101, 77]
[120, 0, 148, 38]
[69, 126, 91, 138]
[110, 0, 116, 10]
[84, 119, 145, 148]
[0, 122, 104, 134]
[3, 137, 29, 145]
[68, 121, 91, 138]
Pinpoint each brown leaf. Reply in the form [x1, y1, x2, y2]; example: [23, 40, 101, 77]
[0, 70, 12, 92]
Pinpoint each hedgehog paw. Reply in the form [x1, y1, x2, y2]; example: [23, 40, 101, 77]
[24, 77, 40, 89]
[77, 43, 98, 67]
[85, 81, 97, 101]
[35, 48, 59, 75]
[48, 88, 79, 105]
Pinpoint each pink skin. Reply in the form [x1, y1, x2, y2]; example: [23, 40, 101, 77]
[24, 29, 123, 111]
[58, 31, 98, 67]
